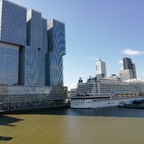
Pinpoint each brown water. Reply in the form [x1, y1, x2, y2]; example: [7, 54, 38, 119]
[0, 107, 144, 144]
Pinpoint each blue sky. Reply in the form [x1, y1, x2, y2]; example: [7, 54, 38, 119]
[11, 0, 144, 90]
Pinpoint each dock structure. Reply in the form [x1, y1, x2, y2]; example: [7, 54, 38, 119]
[0, 94, 69, 113]
[0, 85, 68, 113]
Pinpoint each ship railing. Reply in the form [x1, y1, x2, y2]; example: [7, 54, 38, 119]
[113, 95, 144, 100]
[86, 93, 114, 97]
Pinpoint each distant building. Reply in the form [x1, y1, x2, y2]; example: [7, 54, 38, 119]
[96, 59, 107, 78]
[123, 57, 133, 69]
[131, 63, 137, 79]
[119, 69, 134, 80]
[119, 57, 137, 80]
[68, 88, 76, 98]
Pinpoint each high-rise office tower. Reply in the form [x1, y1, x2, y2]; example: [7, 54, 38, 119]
[96, 59, 107, 78]
[131, 63, 137, 79]
[119, 57, 137, 80]
[48, 19, 66, 86]
[123, 57, 133, 69]
[119, 69, 134, 80]
[0, 0, 66, 87]
[123, 57, 137, 79]
[0, 0, 27, 85]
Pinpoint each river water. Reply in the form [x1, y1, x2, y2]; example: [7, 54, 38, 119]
[0, 107, 144, 144]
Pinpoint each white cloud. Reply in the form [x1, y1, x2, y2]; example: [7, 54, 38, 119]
[90, 57, 99, 60]
[122, 49, 144, 55]
[118, 59, 123, 64]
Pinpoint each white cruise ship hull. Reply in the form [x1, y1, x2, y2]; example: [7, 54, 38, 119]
[70, 98, 142, 108]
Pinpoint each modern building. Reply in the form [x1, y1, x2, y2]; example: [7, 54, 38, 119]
[96, 59, 107, 78]
[131, 63, 137, 79]
[119, 69, 134, 80]
[123, 57, 133, 69]
[0, 0, 68, 112]
[0, 0, 66, 87]
[120, 57, 137, 80]
[119, 57, 137, 80]
[48, 19, 66, 86]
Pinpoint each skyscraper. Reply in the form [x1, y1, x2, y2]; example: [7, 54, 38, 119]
[0, 0, 67, 112]
[0, 0, 27, 85]
[119, 69, 134, 80]
[123, 57, 133, 69]
[48, 19, 66, 86]
[119, 57, 137, 80]
[0, 0, 66, 87]
[96, 59, 107, 78]
[123, 57, 137, 79]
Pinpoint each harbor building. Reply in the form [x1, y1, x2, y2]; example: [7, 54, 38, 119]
[0, 0, 67, 112]
[119, 57, 137, 80]
[96, 59, 107, 78]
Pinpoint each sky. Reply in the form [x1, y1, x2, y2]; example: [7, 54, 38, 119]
[10, 0, 144, 90]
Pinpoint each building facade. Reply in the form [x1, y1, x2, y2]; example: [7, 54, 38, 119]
[123, 57, 133, 69]
[119, 69, 133, 81]
[48, 19, 66, 86]
[120, 57, 137, 80]
[0, 0, 66, 87]
[96, 59, 107, 78]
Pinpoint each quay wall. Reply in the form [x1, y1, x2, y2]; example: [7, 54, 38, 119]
[0, 85, 68, 113]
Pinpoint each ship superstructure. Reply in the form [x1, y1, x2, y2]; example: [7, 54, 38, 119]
[76, 75, 144, 96]
[70, 76, 144, 108]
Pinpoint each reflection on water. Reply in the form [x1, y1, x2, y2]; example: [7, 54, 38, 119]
[0, 115, 23, 126]
[0, 136, 13, 141]
[37, 106, 144, 118]
[0, 107, 144, 144]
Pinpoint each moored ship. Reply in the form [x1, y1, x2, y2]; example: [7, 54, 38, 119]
[118, 99, 144, 109]
[70, 76, 144, 108]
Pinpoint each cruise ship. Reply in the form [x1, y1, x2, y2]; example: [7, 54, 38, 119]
[70, 75, 144, 108]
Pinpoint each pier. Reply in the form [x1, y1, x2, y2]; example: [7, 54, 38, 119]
[0, 94, 69, 113]
[0, 85, 69, 113]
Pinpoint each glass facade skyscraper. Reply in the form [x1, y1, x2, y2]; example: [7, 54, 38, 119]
[0, 0, 66, 87]
[119, 57, 137, 80]
[123, 57, 137, 79]
[0, 43, 19, 85]
[0, 0, 26, 85]
[96, 59, 107, 78]
[48, 20, 66, 86]
[123, 57, 133, 70]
